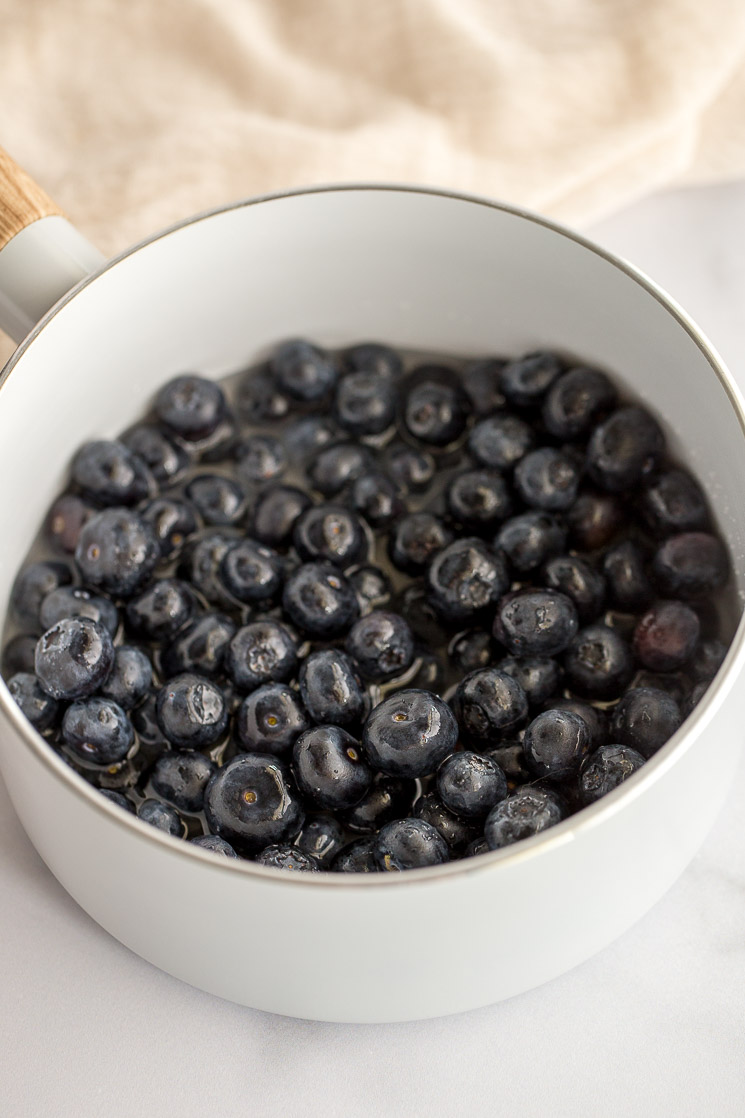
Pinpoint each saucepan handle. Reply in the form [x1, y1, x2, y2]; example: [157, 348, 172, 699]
[0, 145, 105, 344]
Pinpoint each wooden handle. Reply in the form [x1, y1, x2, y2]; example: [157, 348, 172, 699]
[0, 145, 63, 252]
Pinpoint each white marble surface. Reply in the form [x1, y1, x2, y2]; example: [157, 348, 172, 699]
[2, 181, 745, 1118]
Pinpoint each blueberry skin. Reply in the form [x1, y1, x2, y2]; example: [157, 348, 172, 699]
[484, 742, 532, 787]
[586, 405, 664, 492]
[499, 350, 563, 407]
[137, 798, 187, 837]
[652, 532, 728, 600]
[100, 789, 136, 814]
[494, 588, 579, 657]
[563, 623, 634, 700]
[294, 814, 348, 864]
[610, 687, 683, 759]
[235, 683, 310, 755]
[131, 692, 169, 755]
[342, 342, 403, 380]
[498, 656, 562, 707]
[495, 512, 567, 574]
[161, 612, 236, 678]
[437, 750, 508, 819]
[150, 750, 217, 812]
[35, 617, 114, 700]
[541, 366, 616, 440]
[362, 689, 459, 778]
[293, 725, 373, 810]
[449, 629, 498, 675]
[334, 371, 397, 435]
[282, 562, 359, 639]
[484, 785, 565, 849]
[140, 497, 199, 559]
[62, 697, 134, 765]
[384, 444, 436, 493]
[632, 601, 701, 672]
[204, 753, 304, 854]
[578, 745, 645, 805]
[345, 610, 415, 682]
[602, 540, 654, 612]
[184, 474, 246, 527]
[122, 424, 191, 486]
[395, 582, 447, 646]
[46, 493, 95, 554]
[75, 508, 160, 597]
[12, 561, 72, 630]
[351, 472, 405, 530]
[413, 793, 479, 852]
[452, 667, 529, 744]
[461, 357, 506, 417]
[236, 369, 290, 424]
[544, 697, 609, 749]
[567, 491, 625, 551]
[446, 470, 513, 532]
[284, 416, 339, 464]
[374, 818, 450, 871]
[307, 442, 373, 497]
[389, 513, 453, 575]
[39, 585, 119, 638]
[4, 633, 43, 677]
[190, 834, 239, 857]
[156, 672, 229, 748]
[299, 649, 365, 726]
[225, 621, 298, 692]
[464, 837, 491, 858]
[468, 413, 535, 471]
[100, 646, 153, 710]
[333, 838, 379, 872]
[180, 531, 238, 607]
[523, 709, 591, 779]
[7, 672, 59, 732]
[343, 773, 417, 834]
[686, 679, 711, 716]
[427, 538, 510, 626]
[233, 434, 286, 483]
[251, 485, 313, 548]
[270, 339, 337, 402]
[125, 578, 196, 642]
[155, 374, 227, 441]
[514, 448, 581, 512]
[218, 539, 284, 605]
[403, 376, 468, 447]
[293, 504, 368, 568]
[640, 469, 710, 537]
[255, 845, 321, 871]
[71, 439, 156, 506]
[542, 554, 606, 623]
[690, 638, 727, 682]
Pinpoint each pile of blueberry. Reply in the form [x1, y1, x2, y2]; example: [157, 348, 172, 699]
[2, 340, 731, 872]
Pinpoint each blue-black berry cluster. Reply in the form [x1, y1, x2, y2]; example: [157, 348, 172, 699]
[3, 342, 732, 873]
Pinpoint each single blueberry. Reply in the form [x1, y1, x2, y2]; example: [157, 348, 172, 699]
[632, 601, 700, 672]
[293, 724, 373, 811]
[362, 689, 459, 778]
[334, 371, 397, 435]
[75, 508, 160, 597]
[460, 357, 506, 416]
[233, 434, 286, 483]
[690, 638, 727, 682]
[563, 623, 634, 700]
[255, 844, 321, 871]
[652, 532, 728, 599]
[342, 342, 403, 380]
[100, 646, 153, 710]
[437, 750, 508, 819]
[12, 561, 72, 630]
[282, 562, 359, 639]
[121, 424, 191, 486]
[270, 338, 337, 402]
[35, 617, 114, 700]
[468, 413, 535, 471]
[403, 374, 468, 447]
[542, 554, 606, 623]
[567, 491, 625, 551]
[236, 369, 290, 424]
[499, 350, 563, 407]
[348, 564, 393, 615]
[293, 504, 368, 568]
[640, 469, 710, 537]
[384, 444, 436, 492]
[541, 365, 616, 440]
[498, 656, 563, 707]
[284, 416, 338, 464]
[100, 789, 136, 814]
[204, 752, 304, 853]
[351, 471, 405, 530]
[484, 785, 565, 849]
[413, 793, 479, 853]
[156, 672, 229, 748]
[602, 540, 655, 612]
[251, 485, 313, 548]
[155, 374, 227, 441]
[394, 582, 447, 646]
[374, 818, 450, 871]
[294, 814, 348, 864]
[587, 405, 664, 492]
[452, 667, 529, 744]
[46, 493, 94, 554]
[150, 750, 217, 813]
[686, 680, 711, 716]
[298, 649, 365, 727]
[464, 837, 491, 858]
[184, 474, 247, 527]
[218, 539, 284, 605]
[307, 441, 373, 497]
[225, 620, 298, 692]
[345, 610, 415, 682]
[7, 672, 59, 732]
[131, 692, 169, 755]
[494, 511, 567, 574]
[161, 611, 236, 678]
[427, 538, 510, 626]
[71, 439, 156, 506]
[333, 838, 379, 872]
[494, 588, 578, 657]
[140, 497, 200, 559]
[446, 469, 513, 532]
[137, 798, 187, 837]
[514, 448, 581, 512]
[523, 709, 591, 779]
[389, 512, 453, 575]
[125, 579, 196, 642]
[343, 773, 417, 834]
[449, 629, 498, 675]
[235, 683, 310, 755]
[578, 745, 645, 805]
[180, 531, 238, 607]
[39, 585, 119, 638]
[62, 697, 134, 765]
[190, 834, 239, 857]
[610, 687, 683, 758]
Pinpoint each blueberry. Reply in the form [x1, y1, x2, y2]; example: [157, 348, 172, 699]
[384, 444, 436, 492]
[3, 634, 43, 677]
[333, 838, 379, 872]
[374, 818, 449, 871]
[235, 683, 309, 754]
[251, 485, 313, 548]
[137, 798, 187, 837]
[468, 413, 535, 471]
[494, 512, 567, 574]
[686, 680, 711, 715]
[293, 725, 372, 810]
[461, 357, 506, 416]
[351, 472, 404, 530]
[255, 844, 321, 871]
[633, 601, 700, 672]
[630, 669, 689, 705]
[652, 532, 728, 599]
[449, 629, 498, 674]
[100, 646, 153, 709]
[403, 374, 468, 447]
[484, 785, 564, 849]
[204, 753, 304, 853]
[427, 538, 510, 626]
[233, 434, 286, 483]
[690, 638, 727, 682]
[294, 814, 348, 864]
[100, 790, 136, 814]
[190, 834, 239, 857]
[293, 504, 367, 568]
[587, 405, 664, 492]
[413, 793, 479, 852]
[184, 474, 246, 527]
[342, 342, 403, 380]
[640, 469, 710, 537]
[498, 656, 563, 707]
[500, 350, 563, 407]
[563, 623, 634, 699]
[218, 539, 284, 605]
[452, 667, 528, 744]
[35, 617, 114, 700]
[282, 562, 359, 639]
[156, 673, 228, 748]
[345, 610, 415, 682]
[465, 837, 490, 858]
[610, 687, 682, 759]
[307, 441, 373, 497]
[395, 582, 447, 646]
[389, 513, 453, 574]
[541, 366, 616, 439]
[348, 564, 393, 615]
[140, 497, 199, 559]
[236, 369, 290, 424]
[602, 540, 654, 612]
[523, 709, 591, 779]
[299, 649, 365, 726]
[155, 374, 227, 441]
[542, 554, 606, 623]
[437, 750, 508, 819]
[334, 371, 397, 435]
[270, 339, 337, 402]
[39, 585, 119, 638]
[494, 588, 578, 657]
[578, 745, 645, 805]
[12, 561, 72, 630]
[225, 621, 297, 693]
[126, 579, 196, 642]
[284, 416, 338, 464]
[343, 774, 417, 833]
[161, 611, 236, 678]
[362, 689, 459, 777]
[46, 493, 95, 553]
[62, 697, 134, 765]
[75, 508, 160, 597]
[567, 491, 625, 551]
[71, 439, 156, 506]
[514, 448, 581, 512]
[446, 469, 513, 531]
[180, 531, 238, 607]
[121, 424, 190, 485]
[484, 741, 532, 787]
[7, 672, 59, 732]
[150, 750, 216, 812]
[545, 697, 609, 748]
[131, 692, 169, 755]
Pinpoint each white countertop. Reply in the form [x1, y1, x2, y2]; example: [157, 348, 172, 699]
[2, 181, 745, 1118]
